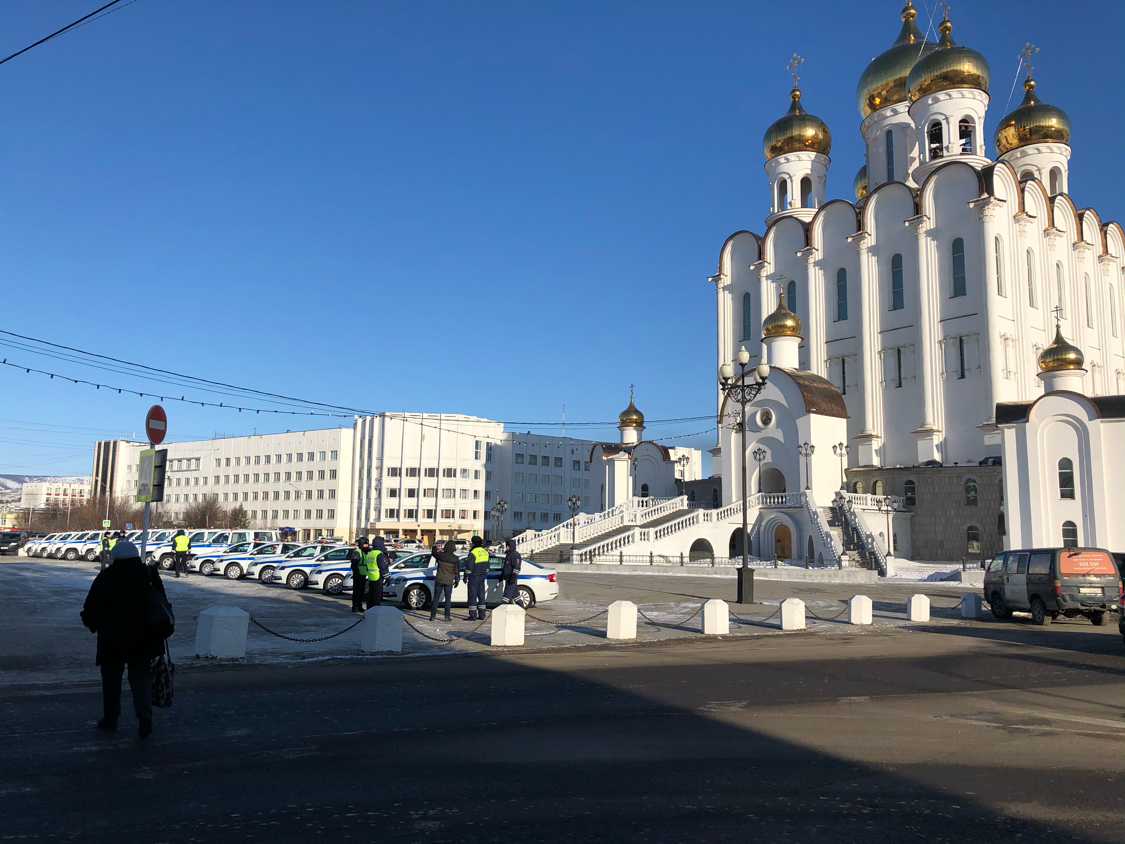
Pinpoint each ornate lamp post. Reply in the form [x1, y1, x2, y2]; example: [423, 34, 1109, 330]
[798, 442, 815, 491]
[752, 446, 767, 493]
[489, 504, 501, 542]
[567, 494, 582, 554]
[718, 347, 770, 604]
[832, 442, 849, 490]
[496, 497, 508, 541]
[878, 495, 898, 558]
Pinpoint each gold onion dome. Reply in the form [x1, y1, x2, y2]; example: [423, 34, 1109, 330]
[856, 2, 937, 118]
[1038, 324, 1084, 372]
[994, 76, 1071, 155]
[618, 397, 644, 428]
[762, 292, 803, 338]
[762, 86, 831, 161]
[854, 164, 868, 201]
[906, 14, 990, 102]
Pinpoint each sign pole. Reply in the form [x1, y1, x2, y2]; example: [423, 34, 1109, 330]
[140, 439, 152, 566]
[138, 405, 168, 566]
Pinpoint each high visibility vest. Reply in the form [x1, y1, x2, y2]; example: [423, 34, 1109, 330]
[363, 549, 380, 581]
[107, 537, 117, 551]
[468, 547, 488, 571]
[173, 535, 190, 552]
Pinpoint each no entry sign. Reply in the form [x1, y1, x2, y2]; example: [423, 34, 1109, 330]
[145, 405, 167, 445]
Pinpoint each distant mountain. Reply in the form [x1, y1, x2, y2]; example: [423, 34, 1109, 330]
[0, 474, 88, 491]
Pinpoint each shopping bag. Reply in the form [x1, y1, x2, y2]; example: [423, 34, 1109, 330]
[151, 643, 175, 709]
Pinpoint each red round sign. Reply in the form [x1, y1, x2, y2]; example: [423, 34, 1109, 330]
[145, 405, 168, 445]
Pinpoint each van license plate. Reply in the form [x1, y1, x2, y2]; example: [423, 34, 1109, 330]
[1078, 587, 1102, 595]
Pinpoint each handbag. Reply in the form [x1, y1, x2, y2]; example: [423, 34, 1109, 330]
[151, 642, 175, 709]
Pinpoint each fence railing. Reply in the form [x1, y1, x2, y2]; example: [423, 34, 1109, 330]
[803, 491, 842, 567]
[844, 492, 904, 510]
[835, 490, 887, 576]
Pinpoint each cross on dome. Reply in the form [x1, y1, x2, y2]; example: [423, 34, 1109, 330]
[1051, 304, 1064, 324]
[1018, 42, 1039, 79]
[787, 53, 803, 87]
[938, 0, 950, 20]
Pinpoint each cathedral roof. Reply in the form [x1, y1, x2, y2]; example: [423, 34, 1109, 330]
[762, 85, 831, 160]
[906, 12, 990, 102]
[618, 396, 644, 428]
[762, 292, 803, 338]
[994, 75, 1071, 155]
[856, 2, 937, 118]
[997, 395, 1125, 425]
[1038, 323, 1084, 372]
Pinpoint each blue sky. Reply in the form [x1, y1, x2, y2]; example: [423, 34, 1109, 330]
[1, 0, 1121, 477]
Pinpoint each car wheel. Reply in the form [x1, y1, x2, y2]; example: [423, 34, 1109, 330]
[84, 550, 97, 562]
[224, 564, 243, 580]
[1089, 611, 1108, 626]
[403, 584, 430, 610]
[989, 592, 1012, 619]
[324, 575, 345, 595]
[64, 549, 79, 561]
[517, 586, 535, 609]
[1030, 597, 1051, 626]
[200, 561, 215, 576]
[287, 571, 307, 589]
[159, 557, 174, 570]
[259, 566, 275, 582]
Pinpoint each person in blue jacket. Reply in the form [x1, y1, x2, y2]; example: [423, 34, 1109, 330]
[500, 539, 524, 607]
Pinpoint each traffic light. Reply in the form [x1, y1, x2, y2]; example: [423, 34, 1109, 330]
[151, 449, 167, 503]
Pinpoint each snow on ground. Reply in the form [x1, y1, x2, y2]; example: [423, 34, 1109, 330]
[886, 560, 973, 584]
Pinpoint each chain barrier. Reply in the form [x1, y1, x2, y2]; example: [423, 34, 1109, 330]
[249, 616, 364, 643]
[637, 605, 703, 630]
[729, 606, 783, 628]
[402, 614, 489, 645]
[804, 602, 851, 621]
[525, 609, 608, 627]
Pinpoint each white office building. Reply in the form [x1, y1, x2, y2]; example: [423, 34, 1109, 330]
[20, 477, 91, 510]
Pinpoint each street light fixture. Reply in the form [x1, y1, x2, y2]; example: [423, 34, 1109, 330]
[752, 446, 767, 493]
[878, 495, 898, 558]
[496, 497, 508, 541]
[718, 347, 770, 604]
[567, 494, 582, 557]
[832, 442, 849, 490]
[798, 442, 815, 491]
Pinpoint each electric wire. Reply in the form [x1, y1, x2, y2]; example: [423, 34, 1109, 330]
[0, 0, 132, 67]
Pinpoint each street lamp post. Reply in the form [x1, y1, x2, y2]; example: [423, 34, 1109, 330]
[752, 446, 767, 493]
[567, 494, 581, 561]
[878, 495, 898, 558]
[496, 497, 508, 541]
[718, 347, 770, 604]
[832, 442, 849, 490]
[798, 442, 815, 491]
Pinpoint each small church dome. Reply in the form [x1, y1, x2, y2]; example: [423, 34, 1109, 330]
[906, 14, 990, 103]
[856, 2, 937, 118]
[762, 86, 831, 161]
[1038, 324, 1084, 372]
[853, 164, 868, 200]
[618, 397, 644, 428]
[762, 292, 803, 338]
[994, 76, 1071, 155]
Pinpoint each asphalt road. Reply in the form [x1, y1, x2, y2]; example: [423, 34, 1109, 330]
[3, 613, 1123, 842]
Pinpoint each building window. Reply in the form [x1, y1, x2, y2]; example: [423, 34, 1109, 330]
[1084, 274, 1093, 328]
[424, 467, 438, 478]
[405, 467, 418, 478]
[474, 440, 482, 460]
[1049, 167, 1061, 195]
[871, 480, 883, 496]
[1027, 250, 1037, 308]
[330, 450, 337, 460]
[572, 460, 580, 471]
[1058, 457, 1075, 499]
[958, 336, 967, 379]
[885, 130, 894, 182]
[515, 453, 524, 464]
[890, 254, 904, 310]
[799, 176, 812, 208]
[964, 478, 979, 506]
[1055, 263, 1066, 318]
[895, 347, 903, 387]
[995, 236, 1005, 297]
[1061, 521, 1078, 548]
[840, 356, 847, 395]
[777, 178, 788, 212]
[852, 481, 864, 494]
[958, 117, 973, 154]
[486, 442, 494, 462]
[296, 453, 303, 463]
[951, 237, 966, 297]
[787, 280, 797, 314]
[442, 468, 455, 478]
[966, 525, 981, 555]
[386, 467, 401, 478]
[712, 488, 719, 507]
[928, 121, 943, 159]
[903, 479, 916, 507]
[640, 483, 649, 498]
[741, 293, 753, 340]
[836, 269, 848, 321]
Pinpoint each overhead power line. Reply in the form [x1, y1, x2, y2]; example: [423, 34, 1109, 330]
[0, 0, 137, 68]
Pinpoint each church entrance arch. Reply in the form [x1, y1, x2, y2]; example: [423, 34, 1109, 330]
[761, 467, 786, 493]
[689, 538, 714, 562]
[773, 523, 792, 560]
[729, 528, 747, 558]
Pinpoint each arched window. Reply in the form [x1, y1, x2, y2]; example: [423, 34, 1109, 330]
[951, 237, 966, 297]
[958, 118, 974, 154]
[800, 176, 813, 208]
[1055, 263, 1066, 318]
[964, 478, 979, 506]
[890, 254, 904, 310]
[640, 483, 649, 498]
[777, 178, 788, 212]
[852, 480, 864, 495]
[712, 487, 719, 508]
[928, 121, 944, 159]
[995, 236, 1005, 297]
[966, 525, 981, 555]
[1026, 250, 1037, 308]
[689, 490, 696, 502]
[872, 480, 883, 496]
[1084, 274, 1093, 328]
[1049, 167, 1062, 195]
[1058, 457, 1075, 499]
[742, 293, 753, 341]
[1061, 521, 1078, 548]
[885, 130, 895, 182]
[1019, 170, 1034, 181]
[836, 268, 848, 321]
[903, 479, 917, 506]
[787, 280, 797, 313]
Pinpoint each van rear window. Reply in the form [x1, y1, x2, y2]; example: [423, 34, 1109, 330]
[1059, 550, 1116, 576]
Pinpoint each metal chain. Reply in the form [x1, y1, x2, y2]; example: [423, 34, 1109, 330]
[249, 616, 364, 643]
[637, 605, 703, 629]
[805, 602, 851, 621]
[402, 614, 488, 644]
[524, 609, 608, 627]
[729, 606, 782, 628]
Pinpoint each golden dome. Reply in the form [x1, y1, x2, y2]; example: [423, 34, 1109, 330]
[762, 86, 831, 161]
[1038, 324, 1084, 372]
[618, 396, 644, 428]
[762, 292, 802, 338]
[994, 77, 1071, 155]
[856, 2, 937, 118]
[906, 15, 990, 102]
[854, 164, 868, 201]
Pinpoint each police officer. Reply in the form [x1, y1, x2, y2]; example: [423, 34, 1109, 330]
[100, 531, 113, 571]
[349, 538, 369, 613]
[464, 536, 489, 621]
[365, 537, 390, 609]
[171, 529, 191, 578]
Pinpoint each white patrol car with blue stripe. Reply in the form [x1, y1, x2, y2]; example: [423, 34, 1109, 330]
[202, 541, 306, 579]
[152, 529, 280, 568]
[246, 543, 324, 583]
[307, 550, 437, 596]
[268, 545, 352, 589]
[189, 540, 271, 575]
[382, 553, 559, 611]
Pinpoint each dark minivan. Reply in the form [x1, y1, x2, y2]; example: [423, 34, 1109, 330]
[984, 547, 1121, 626]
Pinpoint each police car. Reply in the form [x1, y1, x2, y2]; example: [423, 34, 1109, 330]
[44, 532, 83, 559]
[56, 531, 102, 561]
[382, 554, 558, 610]
[307, 550, 436, 596]
[151, 529, 280, 568]
[268, 545, 352, 589]
[244, 543, 321, 583]
[189, 541, 272, 575]
[208, 541, 305, 579]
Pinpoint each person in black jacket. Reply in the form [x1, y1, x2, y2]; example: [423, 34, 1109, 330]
[500, 539, 524, 606]
[429, 540, 460, 622]
[463, 536, 490, 622]
[80, 540, 168, 738]
[349, 538, 368, 613]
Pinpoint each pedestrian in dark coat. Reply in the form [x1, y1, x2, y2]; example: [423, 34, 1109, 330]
[366, 537, 391, 609]
[500, 539, 524, 606]
[349, 538, 369, 613]
[429, 540, 461, 621]
[80, 540, 167, 737]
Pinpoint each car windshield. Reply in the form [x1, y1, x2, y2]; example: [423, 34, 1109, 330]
[228, 542, 252, 553]
[188, 531, 208, 542]
[254, 544, 278, 555]
[290, 546, 318, 558]
[210, 533, 230, 544]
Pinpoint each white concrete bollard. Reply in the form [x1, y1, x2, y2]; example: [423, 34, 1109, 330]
[701, 599, 729, 635]
[780, 598, 806, 630]
[607, 600, 637, 640]
[195, 606, 249, 658]
[362, 606, 403, 653]
[907, 594, 930, 622]
[848, 594, 872, 625]
[960, 592, 983, 619]
[490, 604, 525, 647]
